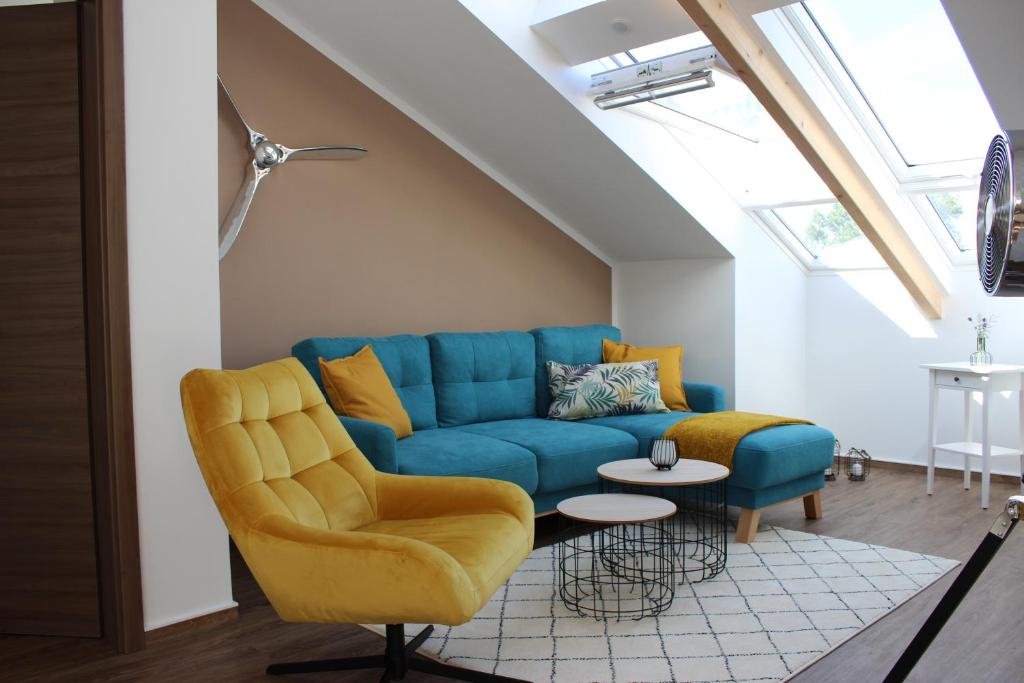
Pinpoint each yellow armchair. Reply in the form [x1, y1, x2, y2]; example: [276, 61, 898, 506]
[180, 358, 534, 682]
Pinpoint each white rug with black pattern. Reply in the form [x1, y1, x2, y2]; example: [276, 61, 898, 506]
[366, 526, 958, 683]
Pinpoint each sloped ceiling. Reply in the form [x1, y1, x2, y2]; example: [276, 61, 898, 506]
[255, 0, 729, 262]
[942, 0, 1024, 130]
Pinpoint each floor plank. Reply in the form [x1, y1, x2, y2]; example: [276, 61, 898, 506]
[1, 468, 1021, 682]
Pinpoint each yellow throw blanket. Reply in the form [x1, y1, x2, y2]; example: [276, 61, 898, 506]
[663, 411, 812, 470]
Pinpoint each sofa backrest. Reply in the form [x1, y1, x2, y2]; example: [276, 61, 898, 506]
[290, 334, 438, 430]
[428, 331, 536, 427]
[530, 324, 621, 417]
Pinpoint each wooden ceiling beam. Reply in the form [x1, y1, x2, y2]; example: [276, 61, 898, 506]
[677, 0, 944, 319]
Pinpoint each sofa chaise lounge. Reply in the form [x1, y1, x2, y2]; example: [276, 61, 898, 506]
[292, 324, 834, 540]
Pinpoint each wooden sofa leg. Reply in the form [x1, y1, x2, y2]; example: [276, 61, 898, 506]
[803, 490, 823, 520]
[736, 508, 761, 543]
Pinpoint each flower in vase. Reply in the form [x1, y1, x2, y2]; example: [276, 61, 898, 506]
[968, 314, 995, 338]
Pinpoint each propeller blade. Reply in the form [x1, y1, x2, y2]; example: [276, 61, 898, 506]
[218, 76, 265, 149]
[278, 145, 368, 163]
[219, 161, 267, 260]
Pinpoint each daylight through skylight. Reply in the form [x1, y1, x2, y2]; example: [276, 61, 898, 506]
[584, 0, 996, 268]
[802, 0, 999, 168]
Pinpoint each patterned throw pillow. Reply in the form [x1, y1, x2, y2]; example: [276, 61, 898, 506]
[546, 360, 670, 420]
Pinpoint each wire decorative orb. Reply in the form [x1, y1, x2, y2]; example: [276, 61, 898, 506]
[648, 438, 679, 470]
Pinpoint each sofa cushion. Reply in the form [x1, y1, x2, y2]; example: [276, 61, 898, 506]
[428, 332, 536, 427]
[729, 424, 835, 490]
[319, 346, 413, 438]
[292, 335, 437, 430]
[584, 410, 697, 457]
[453, 418, 638, 494]
[585, 412, 834, 489]
[530, 324, 620, 418]
[546, 360, 669, 420]
[395, 428, 538, 495]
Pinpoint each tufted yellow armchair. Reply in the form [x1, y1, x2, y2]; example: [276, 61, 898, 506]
[180, 358, 534, 682]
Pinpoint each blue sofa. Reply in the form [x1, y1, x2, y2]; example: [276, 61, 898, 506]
[292, 324, 834, 540]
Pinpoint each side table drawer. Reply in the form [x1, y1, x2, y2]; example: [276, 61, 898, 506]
[934, 370, 1019, 392]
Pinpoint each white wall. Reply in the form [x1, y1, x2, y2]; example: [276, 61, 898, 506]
[614, 223, 807, 416]
[807, 267, 1024, 476]
[123, 0, 235, 631]
[616, 259, 737, 406]
[733, 224, 808, 417]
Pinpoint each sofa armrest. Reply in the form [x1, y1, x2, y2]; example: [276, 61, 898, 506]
[684, 382, 727, 413]
[338, 416, 398, 474]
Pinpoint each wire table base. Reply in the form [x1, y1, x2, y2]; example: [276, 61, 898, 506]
[600, 477, 727, 584]
[557, 519, 676, 620]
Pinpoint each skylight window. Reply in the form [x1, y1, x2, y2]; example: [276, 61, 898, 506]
[770, 203, 882, 268]
[802, 0, 999, 168]
[655, 69, 770, 143]
[926, 190, 975, 252]
[607, 32, 772, 141]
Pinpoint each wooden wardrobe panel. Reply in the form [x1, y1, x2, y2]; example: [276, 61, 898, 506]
[0, 3, 101, 637]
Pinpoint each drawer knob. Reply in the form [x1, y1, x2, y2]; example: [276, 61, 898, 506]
[954, 376, 960, 383]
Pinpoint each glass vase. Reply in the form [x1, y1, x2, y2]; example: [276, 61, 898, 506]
[969, 334, 992, 366]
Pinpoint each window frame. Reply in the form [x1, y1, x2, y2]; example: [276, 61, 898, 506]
[783, 3, 988, 184]
[586, 1, 988, 269]
[753, 201, 888, 272]
[905, 184, 979, 265]
[775, 2, 986, 263]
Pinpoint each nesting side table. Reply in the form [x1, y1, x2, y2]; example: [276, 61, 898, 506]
[597, 458, 729, 582]
[556, 493, 676, 620]
[922, 362, 1024, 509]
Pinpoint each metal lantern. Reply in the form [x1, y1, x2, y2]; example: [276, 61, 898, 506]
[825, 440, 839, 481]
[648, 439, 680, 470]
[840, 447, 871, 482]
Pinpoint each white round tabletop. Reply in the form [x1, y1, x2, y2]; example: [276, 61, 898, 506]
[556, 493, 677, 524]
[597, 458, 730, 486]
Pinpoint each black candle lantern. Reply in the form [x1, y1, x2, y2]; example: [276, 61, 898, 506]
[648, 439, 679, 470]
[840, 447, 871, 482]
[825, 440, 839, 481]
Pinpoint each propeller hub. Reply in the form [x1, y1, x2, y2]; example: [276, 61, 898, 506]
[254, 140, 282, 169]
[984, 194, 996, 238]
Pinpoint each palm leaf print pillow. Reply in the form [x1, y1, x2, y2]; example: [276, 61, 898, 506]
[546, 360, 669, 420]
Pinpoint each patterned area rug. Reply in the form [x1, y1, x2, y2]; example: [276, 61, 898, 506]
[366, 526, 958, 683]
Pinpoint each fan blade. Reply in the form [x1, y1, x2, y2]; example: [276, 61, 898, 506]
[278, 145, 368, 163]
[218, 76, 264, 149]
[219, 161, 267, 260]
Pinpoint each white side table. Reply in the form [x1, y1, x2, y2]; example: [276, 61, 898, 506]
[922, 362, 1024, 509]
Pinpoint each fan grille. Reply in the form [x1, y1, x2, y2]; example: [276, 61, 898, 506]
[979, 134, 1011, 294]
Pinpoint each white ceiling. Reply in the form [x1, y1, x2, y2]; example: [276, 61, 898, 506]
[530, 0, 793, 66]
[942, 0, 1024, 130]
[256, 0, 729, 262]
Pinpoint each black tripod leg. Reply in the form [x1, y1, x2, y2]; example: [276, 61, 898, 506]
[884, 498, 1021, 682]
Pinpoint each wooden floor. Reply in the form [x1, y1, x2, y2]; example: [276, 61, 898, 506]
[2, 467, 1023, 683]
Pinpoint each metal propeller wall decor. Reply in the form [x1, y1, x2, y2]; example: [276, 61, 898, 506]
[217, 76, 368, 260]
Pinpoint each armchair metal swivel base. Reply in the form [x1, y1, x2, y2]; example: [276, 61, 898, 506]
[266, 624, 528, 683]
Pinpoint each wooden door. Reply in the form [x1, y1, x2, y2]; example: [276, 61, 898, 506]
[0, 2, 102, 637]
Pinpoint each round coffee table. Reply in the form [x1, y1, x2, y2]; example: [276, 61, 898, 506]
[556, 493, 676, 619]
[597, 458, 729, 582]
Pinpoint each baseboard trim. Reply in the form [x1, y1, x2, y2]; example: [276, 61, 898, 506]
[872, 459, 1021, 485]
[145, 605, 238, 644]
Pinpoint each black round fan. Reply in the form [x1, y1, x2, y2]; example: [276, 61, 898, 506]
[978, 130, 1024, 295]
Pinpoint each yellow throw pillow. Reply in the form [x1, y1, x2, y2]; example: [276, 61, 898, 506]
[318, 345, 413, 439]
[602, 339, 690, 412]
